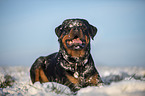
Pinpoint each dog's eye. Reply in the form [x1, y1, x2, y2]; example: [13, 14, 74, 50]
[64, 27, 71, 32]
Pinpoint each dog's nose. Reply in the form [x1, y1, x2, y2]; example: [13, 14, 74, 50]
[73, 27, 79, 32]
[73, 27, 80, 36]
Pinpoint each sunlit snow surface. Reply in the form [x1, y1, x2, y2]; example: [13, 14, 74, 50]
[0, 66, 145, 96]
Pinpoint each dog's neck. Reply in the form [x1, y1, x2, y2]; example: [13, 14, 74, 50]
[59, 49, 89, 64]
[58, 49, 93, 80]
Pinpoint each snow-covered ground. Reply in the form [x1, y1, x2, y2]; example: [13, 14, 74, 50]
[0, 66, 145, 96]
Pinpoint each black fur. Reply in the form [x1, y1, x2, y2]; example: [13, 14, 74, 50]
[30, 19, 102, 92]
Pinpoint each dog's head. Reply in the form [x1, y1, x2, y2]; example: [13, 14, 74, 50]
[55, 19, 97, 58]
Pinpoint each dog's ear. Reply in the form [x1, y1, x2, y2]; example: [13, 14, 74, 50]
[55, 25, 63, 38]
[89, 25, 97, 40]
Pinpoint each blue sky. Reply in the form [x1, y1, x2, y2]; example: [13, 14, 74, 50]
[0, 0, 145, 66]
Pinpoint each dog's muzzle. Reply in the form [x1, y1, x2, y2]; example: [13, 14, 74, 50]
[64, 26, 87, 50]
[66, 37, 86, 50]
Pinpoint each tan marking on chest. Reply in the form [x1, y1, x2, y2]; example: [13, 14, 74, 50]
[65, 73, 79, 84]
[86, 73, 99, 85]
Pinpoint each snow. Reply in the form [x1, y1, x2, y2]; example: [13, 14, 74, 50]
[78, 80, 145, 96]
[0, 66, 145, 96]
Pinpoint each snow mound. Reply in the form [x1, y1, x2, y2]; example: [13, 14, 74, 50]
[78, 80, 145, 96]
[0, 66, 145, 96]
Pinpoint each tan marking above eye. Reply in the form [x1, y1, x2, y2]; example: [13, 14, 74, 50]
[79, 23, 82, 26]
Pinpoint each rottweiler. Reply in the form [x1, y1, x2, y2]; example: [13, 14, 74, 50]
[30, 18, 102, 92]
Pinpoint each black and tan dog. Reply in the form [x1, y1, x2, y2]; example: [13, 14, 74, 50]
[30, 18, 102, 92]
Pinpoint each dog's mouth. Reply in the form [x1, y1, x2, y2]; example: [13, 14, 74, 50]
[66, 36, 86, 50]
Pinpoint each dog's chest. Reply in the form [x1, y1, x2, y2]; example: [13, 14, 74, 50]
[60, 60, 92, 76]
[60, 60, 93, 83]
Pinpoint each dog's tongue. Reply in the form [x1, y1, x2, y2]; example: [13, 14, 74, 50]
[72, 38, 82, 44]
